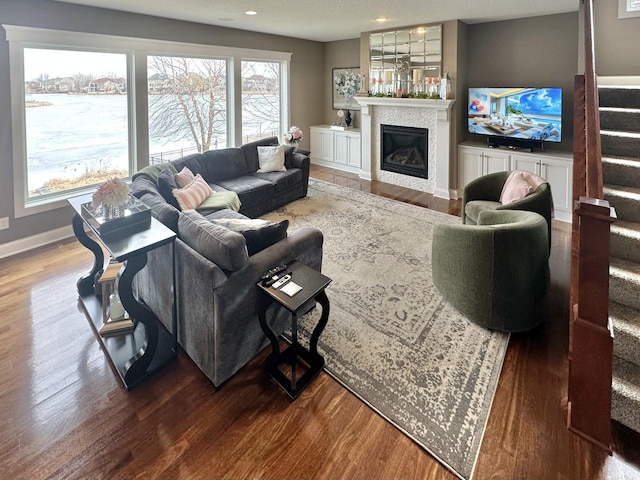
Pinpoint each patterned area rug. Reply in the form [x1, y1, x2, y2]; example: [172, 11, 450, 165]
[262, 179, 509, 480]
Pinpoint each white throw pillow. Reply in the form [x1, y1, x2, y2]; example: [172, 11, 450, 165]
[257, 145, 287, 173]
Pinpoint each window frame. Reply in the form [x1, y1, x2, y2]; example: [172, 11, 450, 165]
[5, 25, 291, 218]
[618, 0, 640, 18]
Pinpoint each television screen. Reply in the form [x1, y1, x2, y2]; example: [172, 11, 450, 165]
[468, 87, 562, 143]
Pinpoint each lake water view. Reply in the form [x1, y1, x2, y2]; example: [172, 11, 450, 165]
[25, 93, 279, 192]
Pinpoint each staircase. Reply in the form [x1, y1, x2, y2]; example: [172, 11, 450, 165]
[599, 81, 640, 433]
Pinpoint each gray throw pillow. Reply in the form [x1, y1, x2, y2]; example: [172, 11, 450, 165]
[211, 218, 289, 256]
[157, 168, 180, 209]
[178, 210, 249, 271]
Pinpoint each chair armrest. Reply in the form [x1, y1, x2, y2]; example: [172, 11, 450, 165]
[461, 171, 510, 224]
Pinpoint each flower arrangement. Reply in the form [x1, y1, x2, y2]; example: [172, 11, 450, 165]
[283, 126, 304, 145]
[92, 177, 130, 208]
[335, 71, 361, 99]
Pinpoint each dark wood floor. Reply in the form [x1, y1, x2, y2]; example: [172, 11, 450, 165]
[1, 164, 639, 479]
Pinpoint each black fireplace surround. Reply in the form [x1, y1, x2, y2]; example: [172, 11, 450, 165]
[380, 124, 428, 179]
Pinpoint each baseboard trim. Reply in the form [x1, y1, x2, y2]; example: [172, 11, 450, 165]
[0, 225, 75, 260]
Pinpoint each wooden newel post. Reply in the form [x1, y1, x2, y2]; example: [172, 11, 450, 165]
[568, 197, 616, 452]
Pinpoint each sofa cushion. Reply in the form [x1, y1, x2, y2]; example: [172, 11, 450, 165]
[139, 191, 180, 232]
[215, 176, 275, 206]
[178, 210, 249, 271]
[257, 145, 287, 173]
[173, 174, 214, 210]
[210, 218, 289, 256]
[158, 168, 181, 209]
[465, 200, 502, 224]
[251, 169, 303, 193]
[185, 148, 249, 182]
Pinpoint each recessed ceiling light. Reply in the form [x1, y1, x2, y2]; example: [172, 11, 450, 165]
[375, 17, 388, 23]
[245, 10, 258, 16]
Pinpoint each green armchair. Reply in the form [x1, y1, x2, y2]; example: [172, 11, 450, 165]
[462, 171, 553, 248]
[432, 210, 549, 332]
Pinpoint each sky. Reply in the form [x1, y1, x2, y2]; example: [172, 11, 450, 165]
[24, 48, 126, 81]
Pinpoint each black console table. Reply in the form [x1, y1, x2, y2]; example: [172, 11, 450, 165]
[257, 261, 331, 399]
[68, 194, 177, 389]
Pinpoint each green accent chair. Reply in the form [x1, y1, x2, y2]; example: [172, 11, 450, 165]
[462, 171, 553, 249]
[432, 210, 549, 332]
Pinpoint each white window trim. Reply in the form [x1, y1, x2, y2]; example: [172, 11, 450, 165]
[618, 0, 640, 18]
[4, 25, 291, 218]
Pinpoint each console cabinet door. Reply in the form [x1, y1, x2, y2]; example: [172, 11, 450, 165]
[541, 157, 572, 213]
[458, 146, 484, 189]
[334, 132, 349, 165]
[347, 133, 361, 168]
[511, 154, 540, 175]
[483, 150, 510, 175]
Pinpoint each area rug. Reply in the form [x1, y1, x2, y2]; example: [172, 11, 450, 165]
[262, 179, 509, 480]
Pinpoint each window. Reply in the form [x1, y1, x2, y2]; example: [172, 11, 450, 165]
[6, 26, 291, 216]
[148, 55, 228, 161]
[241, 60, 281, 144]
[619, 0, 640, 18]
[23, 48, 131, 202]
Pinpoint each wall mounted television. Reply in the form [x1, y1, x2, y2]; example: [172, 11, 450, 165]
[468, 87, 562, 151]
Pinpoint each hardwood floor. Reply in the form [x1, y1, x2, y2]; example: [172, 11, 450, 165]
[0, 164, 638, 479]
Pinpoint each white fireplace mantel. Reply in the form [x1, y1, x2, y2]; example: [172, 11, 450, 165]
[355, 96, 456, 199]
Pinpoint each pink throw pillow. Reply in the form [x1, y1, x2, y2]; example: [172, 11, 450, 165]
[500, 171, 534, 204]
[174, 166, 196, 188]
[172, 174, 214, 210]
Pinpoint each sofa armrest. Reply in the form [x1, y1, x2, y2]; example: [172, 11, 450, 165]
[287, 152, 311, 196]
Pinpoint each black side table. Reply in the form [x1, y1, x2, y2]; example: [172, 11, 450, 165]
[68, 194, 177, 389]
[257, 261, 331, 399]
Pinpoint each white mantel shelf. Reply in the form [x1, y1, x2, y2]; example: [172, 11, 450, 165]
[355, 96, 455, 110]
[354, 96, 457, 200]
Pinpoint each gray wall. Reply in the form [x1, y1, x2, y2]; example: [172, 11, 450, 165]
[0, 0, 324, 245]
[323, 39, 361, 127]
[594, 1, 640, 76]
[465, 13, 579, 152]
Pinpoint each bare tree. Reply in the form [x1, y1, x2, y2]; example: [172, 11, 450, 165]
[148, 56, 226, 152]
[241, 61, 280, 140]
[72, 72, 96, 93]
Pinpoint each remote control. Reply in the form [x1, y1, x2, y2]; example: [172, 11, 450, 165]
[271, 274, 291, 289]
[261, 264, 287, 282]
[264, 271, 290, 287]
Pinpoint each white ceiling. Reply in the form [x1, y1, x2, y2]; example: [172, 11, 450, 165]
[53, 0, 580, 42]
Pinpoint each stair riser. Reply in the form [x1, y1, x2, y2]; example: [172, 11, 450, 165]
[612, 389, 640, 433]
[603, 160, 640, 189]
[601, 133, 640, 158]
[600, 110, 640, 133]
[611, 231, 640, 263]
[610, 275, 640, 310]
[614, 327, 640, 367]
[600, 88, 640, 109]
[604, 192, 640, 223]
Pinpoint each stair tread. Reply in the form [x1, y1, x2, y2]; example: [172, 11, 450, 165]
[611, 219, 640, 237]
[612, 356, 640, 398]
[601, 130, 640, 138]
[611, 256, 640, 274]
[603, 184, 640, 198]
[600, 107, 640, 113]
[602, 155, 640, 165]
[611, 301, 640, 332]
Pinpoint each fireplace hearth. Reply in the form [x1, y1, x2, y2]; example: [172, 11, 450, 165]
[381, 124, 428, 179]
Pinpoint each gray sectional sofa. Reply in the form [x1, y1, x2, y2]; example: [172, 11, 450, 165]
[130, 137, 323, 387]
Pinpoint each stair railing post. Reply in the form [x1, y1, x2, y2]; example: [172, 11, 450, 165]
[567, 197, 616, 453]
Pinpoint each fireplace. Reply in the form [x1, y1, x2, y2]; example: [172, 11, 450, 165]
[380, 124, 428, 179]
